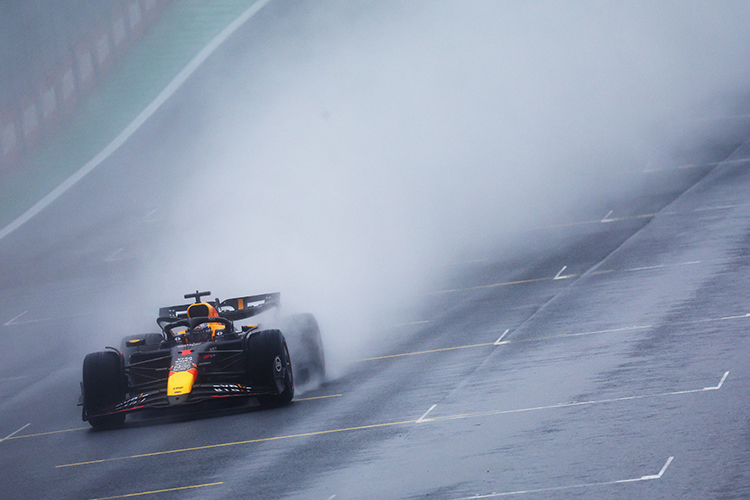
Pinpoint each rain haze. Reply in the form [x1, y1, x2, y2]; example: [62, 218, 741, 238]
[4, 2, 750, 498]
[122, 1, 750, 374]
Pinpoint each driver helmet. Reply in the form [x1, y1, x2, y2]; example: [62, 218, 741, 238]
[186, 302, 224, 341]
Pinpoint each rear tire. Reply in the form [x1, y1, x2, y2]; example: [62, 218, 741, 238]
[244, 330, 294, 407]
[279, 314, 325, 385]
[82, 350, 127, 429]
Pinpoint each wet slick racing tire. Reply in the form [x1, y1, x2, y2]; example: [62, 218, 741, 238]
[279, 313, 325, 385]
[245, 329, 294, 407]
[82, 350, 127, 429]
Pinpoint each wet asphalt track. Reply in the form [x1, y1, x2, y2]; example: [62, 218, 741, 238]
[3, 4, 750, 500]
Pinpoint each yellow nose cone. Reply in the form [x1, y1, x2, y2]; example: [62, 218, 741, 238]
[168, 369, 197, 396]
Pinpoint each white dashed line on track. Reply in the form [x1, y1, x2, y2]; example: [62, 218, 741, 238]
[703, 371, 730, 391]
[627, 264, 665, 272]
[2, 311, 47, 326]
[387, 320, 430, 329]
[1, 423, 30, 444]
[454, 456, 675, 498]
[419, 372, 729, 425]
[694, 204, 739, 212]
[58, 371, 721, 469]
[104, 248, 124, 262]
[643, 157, 750, 173]
[358, 313, 750, 362]
[143, 208, 159, 221]
[3, 311, 28, 326]
[4, 308, 93, 328]
[416, 404, 437, 423]
[641, 456, 674, 480]
[429, 257, 714, 295]
[553, 266, 569, 280]
[494, 329, 510, 345]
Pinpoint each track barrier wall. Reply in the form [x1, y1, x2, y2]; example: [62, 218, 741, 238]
[0, 0, 173, 173]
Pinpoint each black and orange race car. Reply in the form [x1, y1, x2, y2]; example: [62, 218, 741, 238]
[79, 291, 325, 429]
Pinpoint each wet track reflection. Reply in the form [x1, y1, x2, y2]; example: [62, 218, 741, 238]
[3, 2, 750, 499]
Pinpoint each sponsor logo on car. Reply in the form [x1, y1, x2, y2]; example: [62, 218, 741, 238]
[173, 356, 194, 372]
[213, 383, 247, 393]
[115, 393, 149, 410]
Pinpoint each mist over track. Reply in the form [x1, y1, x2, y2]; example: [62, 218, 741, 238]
[2, 1, 750, 498]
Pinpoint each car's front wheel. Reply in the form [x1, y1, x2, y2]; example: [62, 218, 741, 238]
[82, 350, 127, 429]
[244, 329, 294, 407]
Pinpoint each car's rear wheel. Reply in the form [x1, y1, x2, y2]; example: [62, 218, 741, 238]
[244, 329, 294, 407]
[279, 313, 325, 385]
[82, 350, 127, 429]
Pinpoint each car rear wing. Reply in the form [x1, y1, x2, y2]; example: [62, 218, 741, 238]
[158, 292, 280, 322]
[219, 293, 280, 322]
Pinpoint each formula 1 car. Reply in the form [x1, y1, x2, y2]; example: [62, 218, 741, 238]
[79, 291, 325, 429]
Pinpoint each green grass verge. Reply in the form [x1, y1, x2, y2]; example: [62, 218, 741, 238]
[0, 0, 263, 231]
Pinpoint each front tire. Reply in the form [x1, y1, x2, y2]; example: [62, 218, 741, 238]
[82, 350, 127, 429]
[245, 329, 294, 407]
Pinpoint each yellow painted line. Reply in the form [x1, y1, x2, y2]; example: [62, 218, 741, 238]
[643, 158, 750, 173]
[532, 212, 659, 231]
[58, 366, 735, 471]
[428, 254, 703, 296]
[421, 373, 730, 424]
[443, 258, 490, 267]
[426, 211, 676, 295]
[5, 426, 88, 441]
[355, 312, 750, 363]
[353, 327, 640, 363]
[356, 342, 496, 362]
[389, 320, 430, 328]
[57, 419, 417, 468]
[295, 394, 342, 402]
[428, 275, 561, 295]
[90, 482, 223, 500]
[10, 395, 339, 441]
